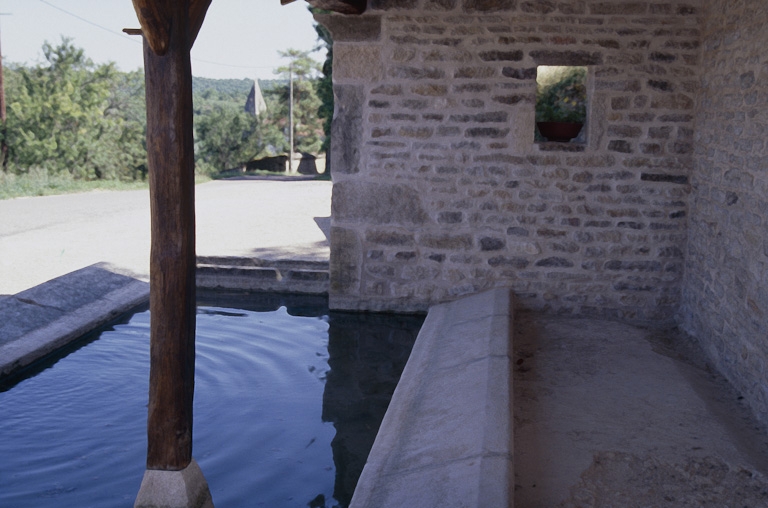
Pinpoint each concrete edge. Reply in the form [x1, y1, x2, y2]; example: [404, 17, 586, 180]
[349, 287, 514, 508]
[0, 277, 149, 379]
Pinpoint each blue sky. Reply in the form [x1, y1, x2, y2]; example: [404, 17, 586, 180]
[0, 0, 323, 80]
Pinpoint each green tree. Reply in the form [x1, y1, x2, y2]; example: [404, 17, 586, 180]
[192, 77, 286, 173]
[103, 70, 147, 180]
[270, 49, 324, 155]
[5, 38, 147, 180]
[195, 104, 263, 172]
[312, 9, 334, 160]
[195, 103, 288, 173]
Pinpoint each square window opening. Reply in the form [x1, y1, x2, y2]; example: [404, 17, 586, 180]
[535, 66, 588, 144]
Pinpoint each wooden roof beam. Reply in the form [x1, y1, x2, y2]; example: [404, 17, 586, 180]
[131, 0, 211, 55]
[281, 0, 366, 15]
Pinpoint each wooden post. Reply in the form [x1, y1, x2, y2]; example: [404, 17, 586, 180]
[132, 1, 214, 505]
[139, 0, 197, 472]
[132, 0, 211, 475]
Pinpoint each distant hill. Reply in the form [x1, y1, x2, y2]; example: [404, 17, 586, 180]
[258, 79, 287, 92]
[192, 77, 288, 102]
[192, 77, 252, 101]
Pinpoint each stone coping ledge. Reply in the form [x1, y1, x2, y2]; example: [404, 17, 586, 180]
[197, 256, 329, 271]
[350, 287, 514, 508]
[0, 263, 149, 380]
[0, 256, 329, 380]
[196, 257, 329, 295]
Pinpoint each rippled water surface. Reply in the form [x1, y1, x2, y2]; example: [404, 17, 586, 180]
[0, 295, 422, 508]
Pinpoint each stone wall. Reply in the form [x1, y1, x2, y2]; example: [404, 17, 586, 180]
[321, 0, 701, 321]
[680, 0, 768, 423]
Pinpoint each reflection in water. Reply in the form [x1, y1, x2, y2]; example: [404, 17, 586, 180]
[198, 290, 424, 507]
[323, 311, 423, 506]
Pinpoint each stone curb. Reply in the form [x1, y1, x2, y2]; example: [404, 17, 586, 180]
[0, 256, 329, 381]
[350, 287, 514, 508]
[196, 257, 329, 295]
[196, 255, 329, 271]
[0, 264, 150, 379]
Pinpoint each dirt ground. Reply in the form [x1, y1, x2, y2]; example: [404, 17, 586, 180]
[513, 310, 768, 508]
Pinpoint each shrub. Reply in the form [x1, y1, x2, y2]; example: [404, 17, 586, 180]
[535, 66, 587, 123]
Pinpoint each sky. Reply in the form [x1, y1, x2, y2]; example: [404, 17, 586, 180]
[0, 0, 324, 80]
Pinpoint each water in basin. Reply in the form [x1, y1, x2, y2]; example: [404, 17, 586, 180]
[0, 293, 423, 508]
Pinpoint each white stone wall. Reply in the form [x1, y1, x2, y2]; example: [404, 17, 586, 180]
[681, 0, 768, 423]
[323, 0, 701, 323]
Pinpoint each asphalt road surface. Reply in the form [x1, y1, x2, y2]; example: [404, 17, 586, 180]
[0, 178, 332, 296]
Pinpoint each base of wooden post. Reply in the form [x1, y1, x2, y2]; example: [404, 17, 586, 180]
[134, 459, 214, 508]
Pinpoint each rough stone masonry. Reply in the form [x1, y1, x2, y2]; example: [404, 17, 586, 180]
[318, 0, 768, 425]
[322, 0, 698, 322]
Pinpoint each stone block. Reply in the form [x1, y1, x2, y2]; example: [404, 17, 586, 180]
[607, 125, 642, 138]
[0, 296, 64, 345]
[390, 66, 446, 79]
[134, 459, 213, 508]
[535, 257, 575, 267]
[0, 264, 149, 379]
[462, 0, 517, 12]
[605, 260, 662, 271]
[488, 256, 530, 268]
[370, 0, 419, 8]
[331, 85, 363, 175]
[313, 14, 381, 42]
[589, 2, 648, 15]
[333, 182, 429, 225]
[466, 127, 510, 138]
[450, 111, 509, 123]
[411, 83, 448, 96]
[520, 0, 557, 13]
[650, 93, 694, 110]
[529, 49, 603, 65]
[479, 50, 524, 61]
[334, 44, 383, 82]
[330, 227, 362, 296]
[454, 66, 497, 78]
[640, 173, 689, 184]
[608, 140, 633, 153]
[425, 0, 459, 9]
[420, 233, 474, 250]
[480, 237, 506, 251]
[366, 230, 415, 246]
[438, 211, 464, 224]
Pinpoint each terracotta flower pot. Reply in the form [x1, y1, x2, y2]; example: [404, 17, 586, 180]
[537, 122, 584, 142]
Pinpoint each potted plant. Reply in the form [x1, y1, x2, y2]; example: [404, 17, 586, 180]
[535, 67, 587, 142]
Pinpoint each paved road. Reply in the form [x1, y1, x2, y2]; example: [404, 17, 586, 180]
[0, 178, 332, 295]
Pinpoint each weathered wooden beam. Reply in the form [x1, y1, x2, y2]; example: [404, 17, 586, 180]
[281, 0, 366, 15]
[141, 0, 197, 471]
[132, 0, 171, 55]
[189, 0, 212, 46]
[131, 0, 211, 54]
